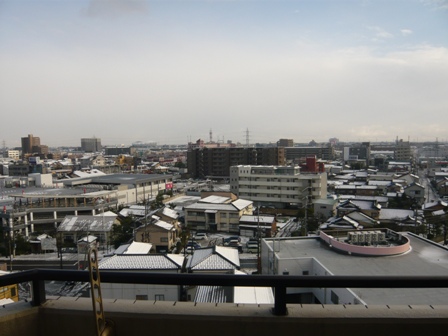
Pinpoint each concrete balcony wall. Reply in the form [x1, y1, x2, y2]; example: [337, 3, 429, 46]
[3, 298, 448, 336]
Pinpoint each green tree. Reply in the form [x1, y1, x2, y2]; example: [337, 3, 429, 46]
[174, 161, 186, 169]
[151, 192, 165, 210]
[14, 233, 31, 255]
[111, 216, 135, 248]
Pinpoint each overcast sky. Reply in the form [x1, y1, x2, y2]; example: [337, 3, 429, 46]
[1, 0, 448, 147]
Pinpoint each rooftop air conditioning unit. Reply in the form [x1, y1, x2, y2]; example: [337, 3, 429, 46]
[357, 232, 365, 243]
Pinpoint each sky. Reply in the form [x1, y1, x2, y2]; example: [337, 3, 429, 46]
[1, 0, 448, 148]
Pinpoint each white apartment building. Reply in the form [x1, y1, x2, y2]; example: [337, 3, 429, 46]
[230, 165, 327, 208]
[7, 150, 20, 160]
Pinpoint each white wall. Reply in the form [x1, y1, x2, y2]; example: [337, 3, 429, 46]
[101, 282, 179, 301]
[29, 173, 53, 187]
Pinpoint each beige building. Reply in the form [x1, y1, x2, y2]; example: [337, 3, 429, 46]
[230, 165, 327, 208]
[7, 150, 20, 160]
[135, 220, 177, 253]
[394, 139, 412, 162]
[184, 195, 253, 232]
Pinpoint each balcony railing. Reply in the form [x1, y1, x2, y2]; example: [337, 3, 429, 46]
[1, 269, 448, 316]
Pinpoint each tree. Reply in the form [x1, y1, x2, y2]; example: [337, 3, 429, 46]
[174, 161, 186, 169]
[111, 216, 135, 248]
[14, 233, 31, 255]
[151, 192, 165, 210]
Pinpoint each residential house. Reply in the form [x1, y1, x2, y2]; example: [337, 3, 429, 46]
[184, 195, 253, 232]
[185, 246, 240, 274]
[239, 214, 277, 237]
[336, 200, 381, 219]
[334, 185, 379, 197]
[57, 215, 118, 249]
[378, 209, 419, 227]
[134, 219, 177, 253]
[403, 183, 425, 205]
[313, 198, 338, 221]
[114, 241, 152, 255]
[435, 178, 448, 197]
[98, 254, 184, 301]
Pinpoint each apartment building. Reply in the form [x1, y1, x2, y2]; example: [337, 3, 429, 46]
[229, 165, 327, 208]
[285, 145, 335, 162]
[81, 137, 102, 152]
[395, 139, 412, 162]
[187, 146, 285, 179]
[7, 150, 20, 160]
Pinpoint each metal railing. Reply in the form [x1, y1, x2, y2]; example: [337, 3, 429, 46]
[1, 269, 448, 316]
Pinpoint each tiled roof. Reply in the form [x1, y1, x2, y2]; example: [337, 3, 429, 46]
[379, 209, 414, 220]
[232, 199, 252, 210]
[58, 216, 116, 232]
[123, 241, 152, 254]
[99, 254, 182, 270]
[200, 195, 230, 204]
[240, 215, 275, 224]
[154, 220, 175, 231]
[160, 207, 179, 219]
[187, 246, 240, 271]
[185, 203, 236, 211]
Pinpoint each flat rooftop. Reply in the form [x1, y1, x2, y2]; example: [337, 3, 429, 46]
[266, 233, 448, 305]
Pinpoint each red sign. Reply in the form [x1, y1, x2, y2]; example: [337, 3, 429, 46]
[165, 182, 173, 190]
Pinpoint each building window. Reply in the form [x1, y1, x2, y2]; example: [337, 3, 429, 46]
[331, 291, 339, 304]
[160, 237, 168, 242]
[302, 271, 309, 275]
[155, 294, 165, 301]
[136, 295, 148, 300]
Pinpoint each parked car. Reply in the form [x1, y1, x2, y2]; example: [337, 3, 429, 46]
[194, 232, 207, 240]
[223, 236, 241, 246]
[186, 241, 201, 250]
[184, 246, 195, 254]
[226, 239, 240, 247]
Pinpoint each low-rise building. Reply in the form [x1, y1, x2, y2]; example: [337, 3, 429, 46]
[98, 254, 184, 301]
[134, 219, 177, 253]
[261, 230, 448, 305]
[184, 195, 253, 232]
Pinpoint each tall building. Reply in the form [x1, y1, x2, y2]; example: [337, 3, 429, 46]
[395, 139, 412, 162]
[81, 137, 102, 152]
[230, 165, 327, 208]
[187, 147, 285, 179]
[285, 145, 335, 162]
[343, 142, 371, 167]
[21, 134, 40, 155]
[20, 134, 48, 158]
[277, 139, 294, 147]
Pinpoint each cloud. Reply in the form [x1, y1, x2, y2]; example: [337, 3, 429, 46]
[400, 29, 413, 36]
[422, 0, 448, 10]
[367, 26, 394, 41]
[83, 0, 148, 18]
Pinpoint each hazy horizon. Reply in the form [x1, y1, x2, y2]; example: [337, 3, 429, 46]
[1, 0, 448, 148]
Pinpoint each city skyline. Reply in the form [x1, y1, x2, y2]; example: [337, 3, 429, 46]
[1, 0, 448, 147]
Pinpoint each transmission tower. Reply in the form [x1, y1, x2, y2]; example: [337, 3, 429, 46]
[245, 128, 250, 147]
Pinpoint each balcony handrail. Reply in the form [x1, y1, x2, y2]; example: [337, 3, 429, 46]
[2, 269, 448, 316]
